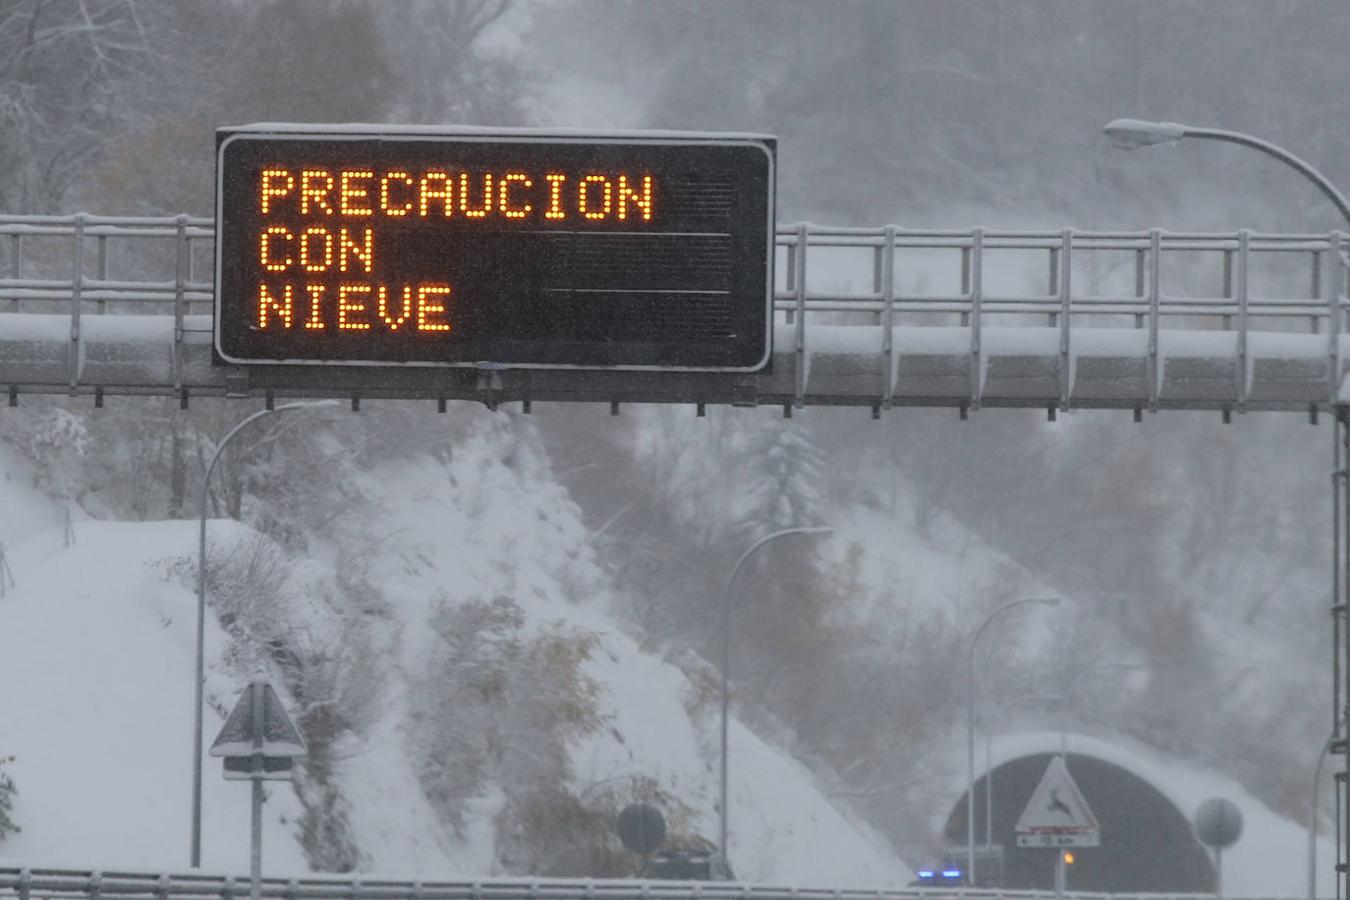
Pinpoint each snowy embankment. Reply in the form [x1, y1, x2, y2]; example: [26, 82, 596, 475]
[0, 432, 909, 884]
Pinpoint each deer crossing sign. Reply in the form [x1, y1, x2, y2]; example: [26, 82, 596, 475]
[1015, 755, 1101, 848]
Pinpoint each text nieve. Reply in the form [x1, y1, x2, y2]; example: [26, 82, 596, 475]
[257, 283, 451, 333]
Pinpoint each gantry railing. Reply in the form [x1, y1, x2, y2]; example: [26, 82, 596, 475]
[0, 214, 1346, 411]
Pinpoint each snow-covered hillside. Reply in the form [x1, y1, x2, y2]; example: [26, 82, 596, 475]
[0, 425, 909, 884]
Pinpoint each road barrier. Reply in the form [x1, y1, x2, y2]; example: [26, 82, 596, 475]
[0, 867, 1311, 900]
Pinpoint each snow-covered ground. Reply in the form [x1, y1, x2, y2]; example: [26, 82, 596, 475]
[0, 434, 910, 884]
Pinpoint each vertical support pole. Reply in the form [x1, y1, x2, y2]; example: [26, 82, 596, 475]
[251, 777, 263, 900]
[1330, 239, 1343, 412]
[1134, 246, 1146, 329]
[1334, 414, 1343, 752]
[1333, 236, 1349, 895]
[872, 242, 884, 326]
[1314, 727, 1335, 900]
[251, 680, 264, 900]
[1048, 246, 1059, 326]
[793, 223, 807, 409]
[1315, 249, 1324, 335]
[187, 230, 197, 297]
[8, 233, 19, 313]
[961, 246, 972, 327]
[95, 234, 107, 315]
[881, 226, 896, 409]
[1148, 230, 1162, 411]
[1342, 405, 1350, 900]
[69, 215, 85, 393]
[984, 732, 992, 852]
[174, 215, 188, 392]
[1236, 231, 1250, 410]
[783, 239, 796, 325]
[1222, 249, 1234, 330]
[1058, 229, 1073, 411]
[1055, 852, 1065, 897]
[969, 229, 984, 410]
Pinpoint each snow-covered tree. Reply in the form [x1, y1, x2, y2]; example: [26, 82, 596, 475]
[0, 0, 167, 212]
[0, 755, 17, 842]
[733, 417, 826, 539]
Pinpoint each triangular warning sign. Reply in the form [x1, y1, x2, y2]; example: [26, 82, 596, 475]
[209, 679, 306, 758]
[1015, 755, 1100, 835]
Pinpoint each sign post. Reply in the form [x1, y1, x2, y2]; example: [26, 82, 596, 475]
[210, 679, 306, 900]
[1015, 756, 1101, 895]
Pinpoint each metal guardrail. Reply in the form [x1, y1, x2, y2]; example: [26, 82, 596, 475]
[0, 215, 214, 311]
[0, 868, 1304, 900]
[0, 214, 1346, 410]
[0, 215, 1343, 321]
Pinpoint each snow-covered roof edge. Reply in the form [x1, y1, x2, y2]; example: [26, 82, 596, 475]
[220, 123, 777, 142]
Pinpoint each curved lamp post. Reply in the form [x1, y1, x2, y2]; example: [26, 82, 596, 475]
[966, 596, 1059, 885]
[1103, 118, 1350, 230]
[1109, 119, 1349, 899]
[1108, 118, 1349, 898]
[191, 399, 338, 868]
[718, 525, 833, 875]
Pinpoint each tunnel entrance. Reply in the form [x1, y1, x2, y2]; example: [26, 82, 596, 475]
[942, 752, 1216, 892]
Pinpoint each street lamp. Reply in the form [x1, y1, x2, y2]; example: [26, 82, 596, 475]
[966, 596, 1060, 885]
[190, 399, 338, 868]
[1108, 118, 1349, 898]
[1109, 116, 1349, 889]
[718, 525, 833, 875]
[1059, 661, 1147, 757]
[1103, 118, 1350, 230]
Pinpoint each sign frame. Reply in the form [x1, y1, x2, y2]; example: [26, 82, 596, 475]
[213, 124, 777, 374]
[1014, 755, 1102, 848]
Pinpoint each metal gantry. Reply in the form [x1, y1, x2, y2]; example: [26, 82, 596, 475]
[0, 214, 1347, 411]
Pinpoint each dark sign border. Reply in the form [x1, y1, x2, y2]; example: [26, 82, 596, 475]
[213, 126, 775, 373]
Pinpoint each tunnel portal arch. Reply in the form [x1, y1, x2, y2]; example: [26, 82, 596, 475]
[942, 752, 1216, 892]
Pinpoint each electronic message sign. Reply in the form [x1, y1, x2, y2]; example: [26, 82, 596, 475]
[214, 126, 775, 372]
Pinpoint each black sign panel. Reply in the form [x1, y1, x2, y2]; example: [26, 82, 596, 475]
[214, 127, 775, 371]
[223, 755, 294, 781]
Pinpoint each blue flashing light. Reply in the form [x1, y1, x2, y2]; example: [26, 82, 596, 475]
[917, 871, 935, 879]
[941, 870, 962, 879]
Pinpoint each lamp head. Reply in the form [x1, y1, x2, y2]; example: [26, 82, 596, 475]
[277, 398, 341, 412]
[1104, 118, 1187, 150]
